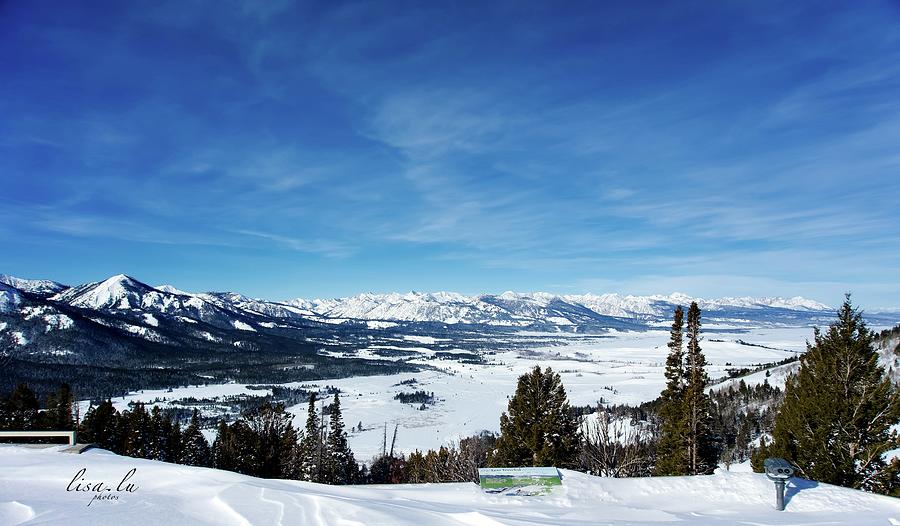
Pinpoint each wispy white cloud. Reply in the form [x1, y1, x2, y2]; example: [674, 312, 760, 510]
[232, 229, 355, 259]
[16, 208, 240, 249]
[3, 1, 899, 304]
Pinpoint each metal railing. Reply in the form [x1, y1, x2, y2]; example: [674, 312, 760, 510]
[0, 430, 77, 445]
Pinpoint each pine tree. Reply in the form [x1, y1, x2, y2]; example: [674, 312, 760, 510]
[44, 384, 75, 430]
[1, 383, 40, 430]
[245, 402, 298, 479]
[298, 394, 324, 482]
[284, 437, 304, 480]
[405, 450, 427, 483]
[655, 306, 688, 475]
[733, 417, 751, 463]
[180, 410, 211, 467]
[211, 420, 234, 471]
[325, 393, 357, 484]
[79, 400, 121, 451]
[166, 413, 183, 462]
[149, 406, 170, 461]
[765, 296, 900, 493]
[121, 403, 152, 458]
[212, 419, 259, 475]
[683, 302, 716, 474]
[490, 366, 580, 468]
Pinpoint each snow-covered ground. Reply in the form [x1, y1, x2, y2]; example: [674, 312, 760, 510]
[91, 327, 813, 460]
[1, 445, 899, 525]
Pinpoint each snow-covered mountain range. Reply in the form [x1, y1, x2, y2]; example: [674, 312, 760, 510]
[1, 272, 897, 365]
[291, 290, 833, 327]
[0, 272, 877, 337]
[2, 272, 899, 422]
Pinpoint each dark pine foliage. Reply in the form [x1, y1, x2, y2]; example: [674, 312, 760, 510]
[709, 379, 782, 467]
[490, 366, 581, 468]
[756, 296, 900, 494]
[325, 393, 357, 484]
[78, 399, 122, 450]
[0, 383, 77, 443]
[297, 393, 325, 482]
[212, 419, 258, 475]
[180, 409, 211, 467]
[655, 303, 716, 475]
[655, 306, 687, 475]
[394, 390, 435, 405]
[683, 302, 717, 474]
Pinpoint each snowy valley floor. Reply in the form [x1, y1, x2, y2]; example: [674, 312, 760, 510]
[96, 327, 817, 460]
[2, 446, 899, 526]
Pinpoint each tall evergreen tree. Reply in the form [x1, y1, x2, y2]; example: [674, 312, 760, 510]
[212, 419, 259, 475]
[683, 302, 716, 474]
[763, 296, 900, 493]
[166, 413, 183, 462]
[149, 406, 173, 461]
[298, 394, 324, 481]
[121, 403, 152, 458]
[1, 383, 40, 430]
[44, 384, 75, 430]
[211, 420, 234, 471]
[245, 402, 297, 479]
[325, 393, 357, 484]
[490, 366, 580, 468]
[655, 306, 688, 475]
[79, 400, 121, 451]
[180, 409, 211, 467]
[284, 435, 305, 480]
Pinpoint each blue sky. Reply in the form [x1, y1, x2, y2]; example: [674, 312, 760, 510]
[2, 1, 899, 307]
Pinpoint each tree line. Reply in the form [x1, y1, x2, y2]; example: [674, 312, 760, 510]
[0, 383, 77, 433]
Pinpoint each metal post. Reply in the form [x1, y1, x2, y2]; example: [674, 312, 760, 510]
[764, 457, 794, 512]
[774, 480, 785, 511]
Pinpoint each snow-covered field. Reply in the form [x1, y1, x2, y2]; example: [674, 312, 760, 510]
[94, 327, 813, 460]
[2, 445, 899, 525]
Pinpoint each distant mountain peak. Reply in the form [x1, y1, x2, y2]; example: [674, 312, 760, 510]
[666, 292, 694, 303]
[52, 274, 155, 310]
[0, 274, 68, 297]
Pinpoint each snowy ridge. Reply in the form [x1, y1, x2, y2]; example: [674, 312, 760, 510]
[1, 273, 333, 350]
[49, 275, 244, 330]
[293, 291, 523, 326]
[289, 290, 835, 326]
[712, 329, 900, 393]
[52, 274, 158, 310]
[0, 272, 882, 339]
[0, 274, 67, 297]
[198, 291, 318, 320]
[0, 282, 23, 313]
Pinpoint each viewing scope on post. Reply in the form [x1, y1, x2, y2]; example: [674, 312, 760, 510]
[763, 457, 794, 511]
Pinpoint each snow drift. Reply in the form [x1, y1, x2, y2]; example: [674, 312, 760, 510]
[1, 445, 899, 525]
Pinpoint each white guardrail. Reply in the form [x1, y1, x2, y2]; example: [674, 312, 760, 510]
[0, 431, 76, 445]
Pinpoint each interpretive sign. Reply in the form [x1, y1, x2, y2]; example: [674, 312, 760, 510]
[477, 467, 562, 496]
